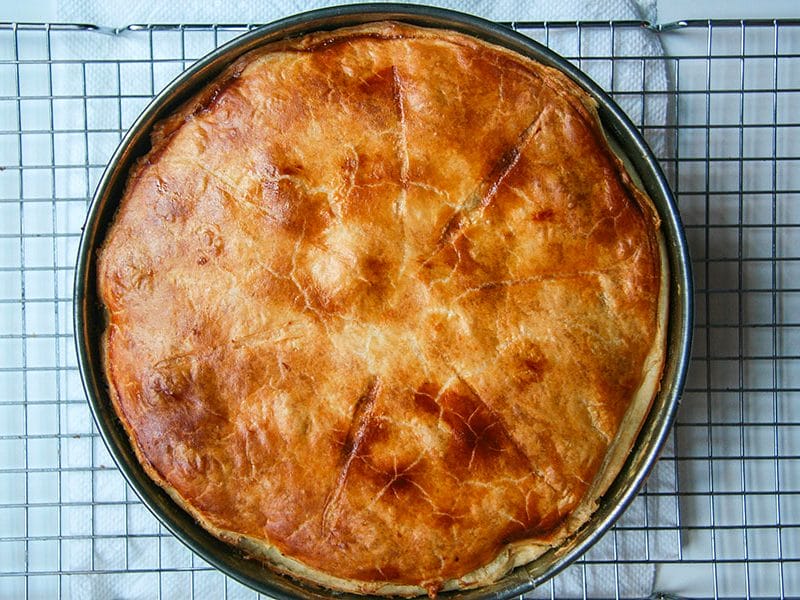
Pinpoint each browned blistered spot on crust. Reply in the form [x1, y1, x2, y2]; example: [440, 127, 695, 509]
[531, 208, 555, 222]
[356, 417, 392, 459]
[356, 67, 404, 128]
[363, 457, 424, 498]
[510, 342, 550, 387]
[522, 357, 548, 382]
[439, 389, 523, 474]
[262, 179, 332, 241]
[413, 382, 441, 417]
[361, 255, 392, 299]
[99, 21, 664, 595]
[434, 511, 460, 529]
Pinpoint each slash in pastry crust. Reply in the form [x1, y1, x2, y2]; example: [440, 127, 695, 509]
[98, 21, 668, 597]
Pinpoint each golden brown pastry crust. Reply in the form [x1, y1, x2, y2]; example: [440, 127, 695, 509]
[98, 22, 668, 596]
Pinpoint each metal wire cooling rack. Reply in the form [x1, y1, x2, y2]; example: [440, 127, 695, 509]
[0, 17, 798, 599]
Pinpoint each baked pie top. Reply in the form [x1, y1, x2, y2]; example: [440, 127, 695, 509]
[98, 22, 667, 596]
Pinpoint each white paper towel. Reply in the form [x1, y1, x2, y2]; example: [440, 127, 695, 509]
[53, 1, 676, 598]
[58, 0, 658, 27]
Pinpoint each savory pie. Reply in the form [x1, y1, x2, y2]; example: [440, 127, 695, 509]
[98, 21, 668, 597]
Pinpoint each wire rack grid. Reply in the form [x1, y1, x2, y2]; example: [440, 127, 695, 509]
[0, 17, 798, 599]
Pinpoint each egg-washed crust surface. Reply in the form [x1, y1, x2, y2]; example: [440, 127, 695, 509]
[98, 21, 668, 597]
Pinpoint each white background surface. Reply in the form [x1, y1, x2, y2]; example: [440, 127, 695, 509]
[2, 0, 800, 24]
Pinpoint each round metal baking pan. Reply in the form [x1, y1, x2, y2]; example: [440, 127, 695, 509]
[75, 4, 693, 598]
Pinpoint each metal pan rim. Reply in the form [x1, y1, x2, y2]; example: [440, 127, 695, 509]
[74, 5, 693, 599]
